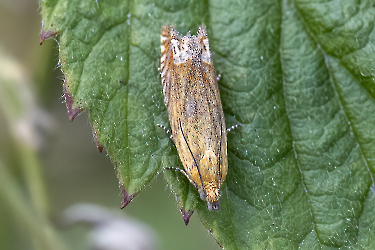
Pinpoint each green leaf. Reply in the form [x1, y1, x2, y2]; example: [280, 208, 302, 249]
[40, 0, 375, 249]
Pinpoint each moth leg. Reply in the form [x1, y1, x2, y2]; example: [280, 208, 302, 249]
[157, 124, 173, 138]
[226, 124, 241, 133]
[165, 167, 189, 179]
[165, 167, 197, 187]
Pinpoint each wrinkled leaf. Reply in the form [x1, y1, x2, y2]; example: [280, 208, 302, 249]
[40, 0, 375, 248]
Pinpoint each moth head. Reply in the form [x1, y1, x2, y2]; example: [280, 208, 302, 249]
[199, 181, 221, 211]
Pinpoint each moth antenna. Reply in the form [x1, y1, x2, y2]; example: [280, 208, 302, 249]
[217, 74, 221, 81]
[226, 124, 241, 133]
[157, 124, 173, 138]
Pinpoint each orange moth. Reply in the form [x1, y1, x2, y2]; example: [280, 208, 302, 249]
[160, 25, 228, 210]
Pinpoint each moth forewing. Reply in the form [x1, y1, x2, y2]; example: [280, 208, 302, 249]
[160, 25, 228, 210]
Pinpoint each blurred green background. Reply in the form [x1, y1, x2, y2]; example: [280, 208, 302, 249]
[0, 1, 221, 249]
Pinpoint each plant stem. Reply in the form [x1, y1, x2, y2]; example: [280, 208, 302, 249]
[0, 161, 66, 250]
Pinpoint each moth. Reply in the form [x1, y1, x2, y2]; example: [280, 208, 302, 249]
[160, 25, 228, 210]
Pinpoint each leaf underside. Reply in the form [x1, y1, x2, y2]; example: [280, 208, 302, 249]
[41, 0, 375, 249]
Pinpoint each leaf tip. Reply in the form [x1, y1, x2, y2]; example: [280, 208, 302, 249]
[97, 144, 104, 153]
[120, 185, 137, 209]
[93, 131, 104, 153]
[180, 208, 194, 225]
[39, 29, 57, 45]
[64, 87, 82, 122]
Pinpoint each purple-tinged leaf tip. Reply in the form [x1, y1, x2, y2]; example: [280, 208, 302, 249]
[120, 185, 136, 209]
[40, 29, 57, 45]
[96, 144, 104, 153]
[180, 208, 194, 225]
[64, 86, 82, 122]
[93, 131, 104, 153]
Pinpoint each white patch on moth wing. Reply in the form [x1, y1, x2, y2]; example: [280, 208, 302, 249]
[162, 73, 172, 105]
[173, 37, 202, 64]
[179, 37, 192, 63]
[185, 100, 197, 117]
[161, 36, 168, 43]
[171, 39, 185, 65]
[160, 45, 167, 54]
[170, 30, 212, 65]
[201, 37, 212, 64]
[196, 25, 212, 64]
[160, 54, 167, 64]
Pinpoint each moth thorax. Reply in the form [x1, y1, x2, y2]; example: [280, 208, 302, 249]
[173, 36, 210, 64]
